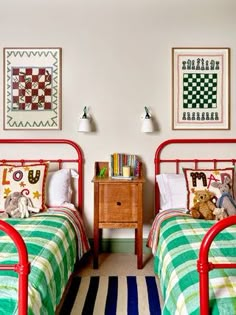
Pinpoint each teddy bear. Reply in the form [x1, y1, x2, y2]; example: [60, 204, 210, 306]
[211, 176, 236, 217]
[213, 207, 228, 221]
[190, 188, 216, 220]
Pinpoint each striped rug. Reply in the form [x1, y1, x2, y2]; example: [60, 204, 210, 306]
[61, 276, 161, 315]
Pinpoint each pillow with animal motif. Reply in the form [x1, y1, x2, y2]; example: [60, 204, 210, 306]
[184, 167, 234, 210]
[0, 163, 48, 212]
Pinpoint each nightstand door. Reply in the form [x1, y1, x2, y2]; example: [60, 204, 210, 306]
[99, 183, 138, 222]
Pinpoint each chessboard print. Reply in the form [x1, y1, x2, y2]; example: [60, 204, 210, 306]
[183, 73, 217, 109]
[11, 67, 52, 111]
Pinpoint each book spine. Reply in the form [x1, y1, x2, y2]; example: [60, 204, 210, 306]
[135, 160, 141, 177]
[119, 153, 123, 176]
[114, 153, 118, 176]
[110, 154, 114, 176]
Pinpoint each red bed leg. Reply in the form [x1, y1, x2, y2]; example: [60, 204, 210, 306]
[197, 259, 212, 315]
[0, 220, 30, 315]
[197, 216, 236, 315]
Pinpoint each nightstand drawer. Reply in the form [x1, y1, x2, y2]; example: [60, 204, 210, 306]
[99, 183, 138, 222]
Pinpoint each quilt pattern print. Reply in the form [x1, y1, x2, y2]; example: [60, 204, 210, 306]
[12, 67, 52, 111]
[0, 208, 89, 315]
[152, 215, 236, 314]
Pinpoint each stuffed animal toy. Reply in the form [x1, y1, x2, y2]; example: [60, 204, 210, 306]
[4, 192, 40, 218]
[211, 178, 236, 216]
[11, 196, 40, 218]
[0, 211, 9, 218]
[213, 207, 228, 221]
[4, 191, 22, 218]
[190, 189, 216, 220]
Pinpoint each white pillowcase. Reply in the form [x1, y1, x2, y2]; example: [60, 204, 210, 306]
[156, 173, 187, 211]
[46, 169, 78, 208]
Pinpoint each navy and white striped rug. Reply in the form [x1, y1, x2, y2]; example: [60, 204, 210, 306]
[61, 276, 161, 315]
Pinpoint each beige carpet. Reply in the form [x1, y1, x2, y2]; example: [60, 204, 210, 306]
[77, 252, 155, 276]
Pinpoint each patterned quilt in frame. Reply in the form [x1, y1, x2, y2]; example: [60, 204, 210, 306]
[148, 212, 236, 314]
[0, 207, 90, 315]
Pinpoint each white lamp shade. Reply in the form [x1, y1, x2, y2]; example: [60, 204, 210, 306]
[141, 117, 154, 133]
[77, 118, 92, 132]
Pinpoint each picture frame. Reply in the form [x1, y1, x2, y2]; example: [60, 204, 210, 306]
[4, 47, 62, 130]
[172, 47, 230, 130]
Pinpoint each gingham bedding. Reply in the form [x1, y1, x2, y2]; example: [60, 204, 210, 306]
[147, 212, 236, 314]
[0, 207, 90, 315]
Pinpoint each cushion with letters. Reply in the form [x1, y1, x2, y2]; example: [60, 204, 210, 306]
[0, 163, 48, 212]
[184, 167, 234, 210]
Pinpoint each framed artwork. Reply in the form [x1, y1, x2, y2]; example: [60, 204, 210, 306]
[4, 47, 62, 130]
[172, 47, 230, 130]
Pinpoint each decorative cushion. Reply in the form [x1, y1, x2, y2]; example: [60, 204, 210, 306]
[0, 163, 48, 212]
[184, 167, 234, 210]
[156, 173, 187, 211]
[46, 169, 78, 207]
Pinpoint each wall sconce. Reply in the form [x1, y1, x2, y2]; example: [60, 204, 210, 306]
[77, 106, 92, 132]
[141, 106, 154, 133]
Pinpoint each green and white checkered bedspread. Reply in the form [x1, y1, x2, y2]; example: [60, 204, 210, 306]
[0, 207, 90, 315]
[148, 211, 236, 314]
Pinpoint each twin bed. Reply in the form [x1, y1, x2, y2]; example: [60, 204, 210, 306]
[148, 139, 236, 315]
[2, 138, 236, 314]
[0, 139, 90, 315]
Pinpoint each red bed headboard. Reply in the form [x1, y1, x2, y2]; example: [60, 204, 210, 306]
[154, 138, 236, 214]
[0, 139, 84, 214]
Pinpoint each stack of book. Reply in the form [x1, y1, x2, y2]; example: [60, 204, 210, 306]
[110, 153, 141, 177]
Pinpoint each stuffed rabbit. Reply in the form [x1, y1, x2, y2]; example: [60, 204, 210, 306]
[211, 175, 236, 216]
[5, 192, 40, 218]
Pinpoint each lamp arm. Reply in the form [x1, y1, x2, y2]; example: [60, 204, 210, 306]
[144, 106, 151, 119]
[82, 106, 88, 119]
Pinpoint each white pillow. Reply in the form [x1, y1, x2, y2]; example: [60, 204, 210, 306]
[156, 173, 187, 211]
[46, 169, 78, 207]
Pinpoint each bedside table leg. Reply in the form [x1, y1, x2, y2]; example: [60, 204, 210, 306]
[135, 229, 137, 255]
[136, 227, 143, 269]
[93, 227, 99, 269]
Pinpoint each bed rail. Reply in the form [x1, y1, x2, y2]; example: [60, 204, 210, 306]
[197, 216, 236, 315]
[0, 220, 30, 315]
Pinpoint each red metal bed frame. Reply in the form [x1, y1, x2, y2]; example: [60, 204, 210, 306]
[0, 138, 84, 315]
[154, 138, 236, 315]
[0, 220, 30, 315]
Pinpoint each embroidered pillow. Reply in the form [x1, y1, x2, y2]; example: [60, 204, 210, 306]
[0, 163, 48, 212]
[184, 167, 234, 210]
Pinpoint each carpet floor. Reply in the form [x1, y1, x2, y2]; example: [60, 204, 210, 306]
[61, 275, 161, 315]
[60, 253, 163, 315]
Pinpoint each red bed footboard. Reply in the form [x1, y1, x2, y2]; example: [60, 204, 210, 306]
[197, 216, 236, 315]
[0, 220, 30, 315]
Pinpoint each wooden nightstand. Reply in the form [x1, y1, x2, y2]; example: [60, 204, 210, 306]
[92, 173, 145, 269]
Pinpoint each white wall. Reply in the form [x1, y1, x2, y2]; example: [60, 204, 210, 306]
[0, 0, 236, 237]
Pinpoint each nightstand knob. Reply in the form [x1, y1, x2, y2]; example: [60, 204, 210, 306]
[116, 201, 121, 206]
